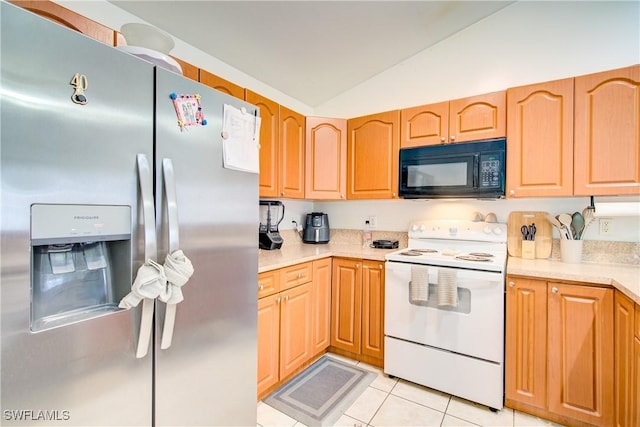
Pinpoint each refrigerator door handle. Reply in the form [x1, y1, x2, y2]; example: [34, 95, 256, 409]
[161, 158, 179, 350]
[136, 153, 158, 358]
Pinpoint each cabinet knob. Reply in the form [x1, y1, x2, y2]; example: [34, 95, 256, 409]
[508, 281, 515, 288]
[392, 192, 397, 197]
[379, 264, 383, 269]
[509, 190, 515, 196]
[355, 264, 360, 268]
[551, 287, 559, 294]
[341, 194, 345, 199]
[281, 191, 285, 196]
[440, 136, 446, 143]
[284, 295, 289, 301]
[259, 284, 264, 291]
[276, 296, 281, 304]
[296, 273, 301, 279]
[450, 135, 456, 142]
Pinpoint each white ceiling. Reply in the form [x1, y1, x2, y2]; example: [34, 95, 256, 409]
[108, 1, 514, 107]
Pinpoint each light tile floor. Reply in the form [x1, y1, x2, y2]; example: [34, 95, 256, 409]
[257, 353, 564, 427]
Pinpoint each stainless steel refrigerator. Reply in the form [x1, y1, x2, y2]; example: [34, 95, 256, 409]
[1, 3, 258, 425]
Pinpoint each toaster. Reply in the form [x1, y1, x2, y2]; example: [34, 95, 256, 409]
[303, 212, 330, 244]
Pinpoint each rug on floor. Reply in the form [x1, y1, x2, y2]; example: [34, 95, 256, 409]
[263, 355, 376, 426]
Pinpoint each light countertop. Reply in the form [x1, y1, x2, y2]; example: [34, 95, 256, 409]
[507, 257, 640, 304]
[258, 236, 640, 304]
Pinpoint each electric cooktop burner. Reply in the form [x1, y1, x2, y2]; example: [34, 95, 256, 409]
[468, 252, 494, 258]
[456, 255, 492, 262]
[412, 248, 438, 253]
[399, 250, 423, 256]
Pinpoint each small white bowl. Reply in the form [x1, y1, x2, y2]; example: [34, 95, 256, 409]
[117, 45, 182, 74]
[120, 23, 175, 54]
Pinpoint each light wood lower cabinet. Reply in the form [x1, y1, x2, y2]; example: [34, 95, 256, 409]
[505, 276, 615, 426]
[257, 260, 330, 399]
[614, 291, 636, 427]
[330, 258, 385, 367]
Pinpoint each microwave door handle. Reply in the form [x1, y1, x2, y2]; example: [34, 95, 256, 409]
[473, 155, 480, 188]
[135, 153, 157, 359]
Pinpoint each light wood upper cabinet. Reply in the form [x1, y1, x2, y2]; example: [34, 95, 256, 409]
[574, 65, 640, 196]
[506, 78, 574, 197]
[449, 91, 506, 143]
[305, 117, 347, 200]
[199, 69, 244, 99]
[347, 110, 400, 199]
[279, 106, 306, 199]
[11, 0, 117, 45]
[400, 101, 449, 147]
[505, 277, 547, 410]
[170, 57, 199, 82]
[400, 91, 506, 148]
[246, 90, 279, 198]
[361, 261, 384, 361]
[547, 282, 614, 426]
[614, 291, 636, 427]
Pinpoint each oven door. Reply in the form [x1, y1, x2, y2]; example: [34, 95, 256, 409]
[384, 261, 504, 363]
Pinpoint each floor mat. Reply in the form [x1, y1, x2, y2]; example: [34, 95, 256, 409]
[263, 355, 376, 426]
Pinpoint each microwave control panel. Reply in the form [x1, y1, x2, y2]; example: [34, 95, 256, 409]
[479, 154, 503, 188]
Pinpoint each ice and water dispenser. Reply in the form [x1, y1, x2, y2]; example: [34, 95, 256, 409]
[30, 204, 132, 332]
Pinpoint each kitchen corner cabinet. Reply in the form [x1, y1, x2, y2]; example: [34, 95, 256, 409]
[505, 276, 615, 426]
[506, 78, 574, 198]
[305, 117, 347, 200]
[400, 91, 506, 148]
[279, 106, 306, 199]
[199, 69, 244, 100]
[574, 65, 640, 196]
[257, 260, 329, 399]
[11, 0, 117, 45]
[347, 111, 399, 199]
[330, 258, 385, 367]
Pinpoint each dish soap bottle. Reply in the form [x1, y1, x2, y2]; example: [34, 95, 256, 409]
[363, 220, 372, 248]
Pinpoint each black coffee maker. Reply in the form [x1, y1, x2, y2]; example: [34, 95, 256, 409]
[259, 200, 284, 250]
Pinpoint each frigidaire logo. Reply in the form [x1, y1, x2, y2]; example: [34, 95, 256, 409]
[3, 409, 70, 421]
[74, 215, 99, 220]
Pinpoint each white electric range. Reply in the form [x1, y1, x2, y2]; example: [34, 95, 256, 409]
[384, 219, 507, 411]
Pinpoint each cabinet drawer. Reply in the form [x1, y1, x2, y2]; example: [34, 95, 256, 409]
[258, 269, 280, 299]
[280, 262, 312, 291]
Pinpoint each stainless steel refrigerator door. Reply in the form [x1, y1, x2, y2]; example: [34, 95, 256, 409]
[1, 3, 153, 425]
[154, 68, 258, 426]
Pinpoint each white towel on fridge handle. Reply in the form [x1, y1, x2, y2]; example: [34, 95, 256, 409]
[160, 250, 194, 350]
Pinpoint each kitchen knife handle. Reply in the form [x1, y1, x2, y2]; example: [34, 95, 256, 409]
[135, 154, 157, 359]
[163, 158, 180, 253]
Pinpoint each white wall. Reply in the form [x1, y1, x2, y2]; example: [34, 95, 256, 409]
[314, 1, 640, 118]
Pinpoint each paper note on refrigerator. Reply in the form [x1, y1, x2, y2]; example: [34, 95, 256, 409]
[222, 104, 261, 173]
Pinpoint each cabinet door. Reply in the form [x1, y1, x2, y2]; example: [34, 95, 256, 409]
[361, 261, 384, 360]
[634, 336, 640, 427]
[279, 106, 305, 199]
[257, 294, 280, 396]
[506, 79, 574, 198]
[311, 258, 332, 354]
[400, 101, 449, 147]
[199, 69, 244, 99]
[246, 90, 279, 197]
[504, 277, 547, 410]
[331, 258, 362, 353]
[305, 117, 347, 200]
[11, 0, 116, 45]
[449, 91, 506, 143]
[547, 283, 614, 426]
[574, 65, 640, 196]
[614, 291, 636, 427]
[279, 283, 312, 379]
[347, 110, 400, 199]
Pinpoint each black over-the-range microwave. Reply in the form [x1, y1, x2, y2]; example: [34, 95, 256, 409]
[399, 137, 506, 199]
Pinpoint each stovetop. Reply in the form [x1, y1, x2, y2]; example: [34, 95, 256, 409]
[385, 220, 507, 272]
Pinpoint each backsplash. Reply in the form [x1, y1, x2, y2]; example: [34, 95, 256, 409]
[550, 239, 640, 265]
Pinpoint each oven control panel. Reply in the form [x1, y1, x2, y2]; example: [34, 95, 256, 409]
[409, 220, 507, 242]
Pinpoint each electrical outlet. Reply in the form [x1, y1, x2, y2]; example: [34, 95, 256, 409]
[599, 218, 613, 235]
[368, 215, 377, 228]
